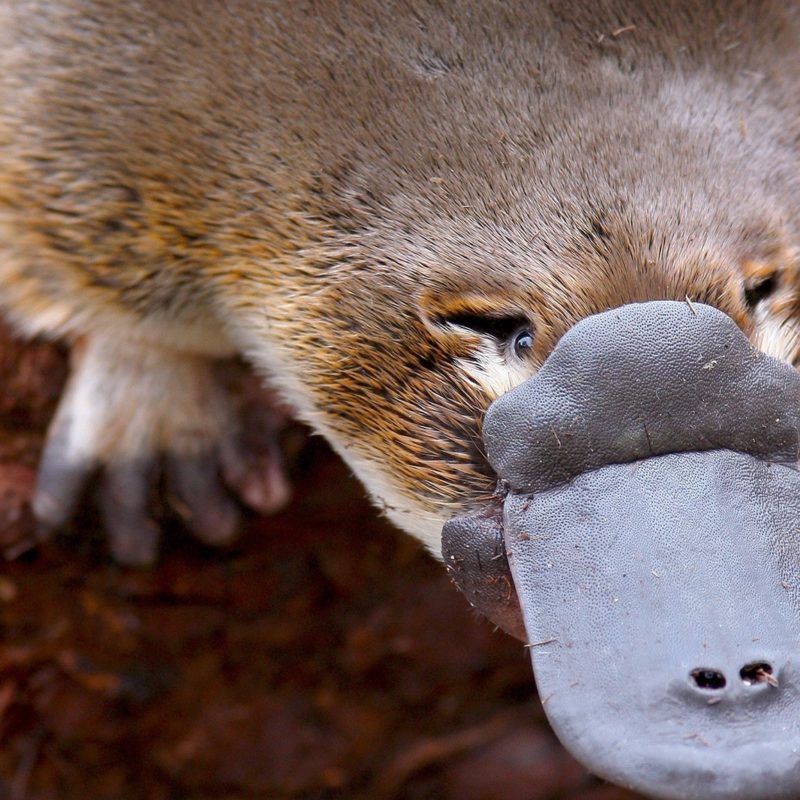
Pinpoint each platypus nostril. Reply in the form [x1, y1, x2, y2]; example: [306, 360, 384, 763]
[690, 668, 727, 690]
[740, 661, 778, 687]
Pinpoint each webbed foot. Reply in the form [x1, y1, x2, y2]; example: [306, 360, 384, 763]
[33, 337, 290, 565]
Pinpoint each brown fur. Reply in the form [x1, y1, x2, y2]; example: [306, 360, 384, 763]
[2, 0, 800, 551]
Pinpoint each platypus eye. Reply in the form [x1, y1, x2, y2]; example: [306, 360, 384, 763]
[439, 313, 536, 358]
[744, 272, 778, 310]
[513, 328, 534, 357]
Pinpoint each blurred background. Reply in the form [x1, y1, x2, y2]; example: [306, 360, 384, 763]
[0, 323, 640, 800]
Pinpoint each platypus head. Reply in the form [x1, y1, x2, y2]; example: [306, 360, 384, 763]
[230, 5, 800, 794]
[222, 4, 800, 797]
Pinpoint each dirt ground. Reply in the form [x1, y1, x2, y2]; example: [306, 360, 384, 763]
[0, 324, 642, 800]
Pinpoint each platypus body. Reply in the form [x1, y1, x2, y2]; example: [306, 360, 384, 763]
[1, 1, 799, 563]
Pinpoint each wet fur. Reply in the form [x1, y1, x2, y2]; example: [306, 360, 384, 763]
[2, 0, 800, 552]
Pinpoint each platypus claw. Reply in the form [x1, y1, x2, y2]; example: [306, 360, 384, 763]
[32, 337, 290, 566]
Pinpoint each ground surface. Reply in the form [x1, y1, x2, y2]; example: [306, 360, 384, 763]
[0, 324, 642, 800]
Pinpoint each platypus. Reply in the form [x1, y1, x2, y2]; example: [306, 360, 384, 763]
[2, 3, 800, 797]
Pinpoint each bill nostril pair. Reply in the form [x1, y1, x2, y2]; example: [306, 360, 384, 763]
[690, 662, 777, 691]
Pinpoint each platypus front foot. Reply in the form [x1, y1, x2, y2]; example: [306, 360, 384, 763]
[32, 335, 291, 565]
